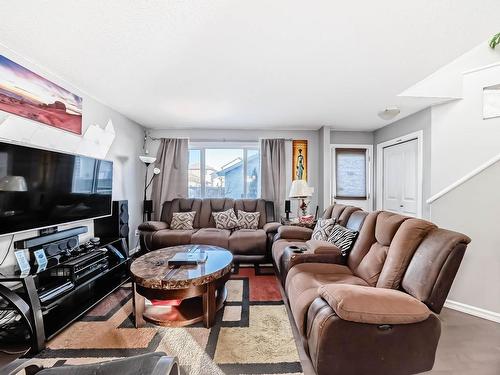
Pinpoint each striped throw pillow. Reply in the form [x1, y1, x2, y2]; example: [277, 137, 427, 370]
[311, 218, 336, 241]
[327, 224, 358, 256]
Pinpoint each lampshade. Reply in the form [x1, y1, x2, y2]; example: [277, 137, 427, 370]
[139, 155, 156, 165]
[0, 176, 28, 192]
[289, 179, 313, 198]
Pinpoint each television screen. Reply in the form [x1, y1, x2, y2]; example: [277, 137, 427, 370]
[0, 141, 113, 235]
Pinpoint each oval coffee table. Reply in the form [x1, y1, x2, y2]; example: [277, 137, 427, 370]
[130, 244, 233, 328]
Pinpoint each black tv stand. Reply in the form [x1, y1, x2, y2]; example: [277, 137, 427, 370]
[0, 237, 130, 353]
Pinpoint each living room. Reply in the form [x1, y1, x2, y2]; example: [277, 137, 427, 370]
[0, 2, 499, 375]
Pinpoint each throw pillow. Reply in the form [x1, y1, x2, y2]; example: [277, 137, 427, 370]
[327, 224, 358, 256]
[237, 210, 261, 229]
[170, 211, 196, 230]
[311, 218, 336, 241]
[212, 209, 239, 230]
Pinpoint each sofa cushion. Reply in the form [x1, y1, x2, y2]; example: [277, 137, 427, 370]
[237, 210, 260, 229]
[318, 284, 431, 324]
[234, 199, 268, 228]
[327, 224, 358, 256]
[272, 239, 308, 269]
[311, 218, 336, 241]
[286, 263, 368, 335]
[212, 208, 239, 230]
[170, 211, 196, 230]
[277, 226, 313, 241]
[199, 198, 235, 228]
[138, 221, 168, 231]
[376, 218, 436, 289]
[305, 240, 341, 255]
[228, 229, 267, 255]
[151, 229, 195, 248]
[191, 228, 231, 248]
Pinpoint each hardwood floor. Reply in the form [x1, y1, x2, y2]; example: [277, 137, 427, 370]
[424, 308, 500, 374]
[284, 291, 500, 375]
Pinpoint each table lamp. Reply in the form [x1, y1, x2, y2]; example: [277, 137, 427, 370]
[289, 179, 313, 217]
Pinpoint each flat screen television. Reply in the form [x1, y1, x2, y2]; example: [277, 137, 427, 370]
[0, 141, 113, 235]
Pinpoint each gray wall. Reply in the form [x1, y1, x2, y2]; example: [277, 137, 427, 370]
[331, 131, 374, 145]
[0, 82, 145, 268]
[147, 128, 320, 215]
[373, 108, 432, 218]
[431, 161, 500, 313]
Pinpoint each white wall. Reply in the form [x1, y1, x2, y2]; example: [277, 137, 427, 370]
[430, 62, 500, 315]
[0, 47, 145, 268]
[146, 128, 320, 216]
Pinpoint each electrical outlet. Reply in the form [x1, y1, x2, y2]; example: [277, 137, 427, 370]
[134, 229, 140, 237]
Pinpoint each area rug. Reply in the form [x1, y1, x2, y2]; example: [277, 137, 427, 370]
[30, 266, 303, 375]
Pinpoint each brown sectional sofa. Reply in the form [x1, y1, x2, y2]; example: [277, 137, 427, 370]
[139, 198, 280, 263]
[273, 205, 471, 375]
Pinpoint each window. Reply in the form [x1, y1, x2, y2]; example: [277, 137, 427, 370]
[188, 144, 260, 199]
[335, 148, 367, 199]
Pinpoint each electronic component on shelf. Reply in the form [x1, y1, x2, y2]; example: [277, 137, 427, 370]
[39, 281, 75, 304]
[49, 249, 109, 284]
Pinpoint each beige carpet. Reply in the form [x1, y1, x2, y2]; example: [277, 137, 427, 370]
[30, 266, 303, 375]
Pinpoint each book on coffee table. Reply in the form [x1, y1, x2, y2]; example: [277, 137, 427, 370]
[168, 251, 208, 266]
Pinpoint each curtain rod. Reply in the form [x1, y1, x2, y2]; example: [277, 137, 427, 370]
[147, 136, 294, 142]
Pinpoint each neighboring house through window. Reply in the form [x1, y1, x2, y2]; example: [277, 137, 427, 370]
[188, 143, 260, 199]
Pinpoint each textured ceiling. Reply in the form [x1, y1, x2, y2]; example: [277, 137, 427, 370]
[0, 1, 498, 130]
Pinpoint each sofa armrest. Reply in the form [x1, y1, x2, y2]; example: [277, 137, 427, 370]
[263, 222, 281, 233]
[138, 221, 169, 231]
[305, 240, 342, 255]
[277, 225, 313, 240]
[289, 252, 345, 270]
[318, 284, 431, 325]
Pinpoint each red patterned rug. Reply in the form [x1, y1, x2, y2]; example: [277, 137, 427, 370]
[31, 265, 303, 375]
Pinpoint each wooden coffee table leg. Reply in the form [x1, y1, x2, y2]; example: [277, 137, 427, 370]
[133, 282, 146, 328]
[203, 281, 216, 328]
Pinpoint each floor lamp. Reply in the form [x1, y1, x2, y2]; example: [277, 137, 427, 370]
[139, 155, 158, 221]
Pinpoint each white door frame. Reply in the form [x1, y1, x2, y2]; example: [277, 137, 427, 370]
[331, 144, 374, 211]
[376, 131, 423, 218]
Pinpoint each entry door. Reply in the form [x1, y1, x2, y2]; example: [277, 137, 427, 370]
[382, 139, 418, 216]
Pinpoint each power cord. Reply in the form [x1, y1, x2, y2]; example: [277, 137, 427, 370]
[0, 234, 15, 274]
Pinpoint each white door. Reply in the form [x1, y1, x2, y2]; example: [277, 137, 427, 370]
[382, 139, 418, 216]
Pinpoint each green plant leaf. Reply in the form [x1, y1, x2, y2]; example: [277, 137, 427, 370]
[490, 33, 500, 49]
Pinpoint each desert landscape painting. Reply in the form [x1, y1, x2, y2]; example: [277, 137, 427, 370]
[0, 55, 82, 134]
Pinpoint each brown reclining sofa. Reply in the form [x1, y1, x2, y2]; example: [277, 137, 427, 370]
[272, 204, 471, 375]
[139, 198, 281, 264]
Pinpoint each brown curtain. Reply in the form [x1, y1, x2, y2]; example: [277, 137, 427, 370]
[260, 139, 286, 219]
[151, 138, 189, 219]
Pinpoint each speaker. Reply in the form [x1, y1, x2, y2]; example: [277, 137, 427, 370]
[94, 200, 129, 246]
[285, 200, 291, 213]
[285, 200, 291, 221]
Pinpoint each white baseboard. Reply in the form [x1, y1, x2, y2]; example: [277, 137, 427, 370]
[444, 299, 500, 323]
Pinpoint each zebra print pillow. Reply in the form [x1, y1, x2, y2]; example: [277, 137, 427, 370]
[311, 218, 336, 241]
[327, 224, 358, 256]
